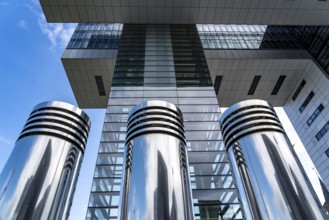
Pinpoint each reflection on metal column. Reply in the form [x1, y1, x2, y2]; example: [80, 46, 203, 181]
[118, 100, 194, 220]
[0, 101, 90, 220]
[219, 99, 327, 220]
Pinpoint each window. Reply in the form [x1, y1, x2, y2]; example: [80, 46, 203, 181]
[214, 75, 223, 95]
[248, 76, 261, 95]
[292, 80, 306, 101]
[95, 76, 106, 96]
[307, 104, 324, 126]
[299, 91, 315, 113]
[271, 75, 286, 95]
[316, 121, 329, 141]
[326, 149, 329, 158]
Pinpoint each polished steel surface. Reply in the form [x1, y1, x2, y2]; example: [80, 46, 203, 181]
[119, 100, 194, 220]
[220, 99, 327, 220]
[0, 101, 90, 220]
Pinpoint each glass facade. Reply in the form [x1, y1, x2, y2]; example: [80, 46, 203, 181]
[289, 26, 329, 76]
[316, 121, 329, 141]
[197, 24, 329, 77]
[68, 23, 329, 77]
[65, 23, 329, 219]
[307, 104, 324, 126]
[292, 80, 306, 101]
[67, 23, 123, 49]
[299, 91, 315, 113]
[86, 24, 242, 220]
[197, 24, 302, 50]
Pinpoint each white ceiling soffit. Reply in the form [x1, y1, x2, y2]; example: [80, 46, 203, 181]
[205, 49, 313, 107]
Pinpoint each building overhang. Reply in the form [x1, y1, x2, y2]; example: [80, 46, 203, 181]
[63, 48, 317, 109]
[62, 49, 117, 108]
[205, 49, 313, 107]
[40, 0, 329, 25]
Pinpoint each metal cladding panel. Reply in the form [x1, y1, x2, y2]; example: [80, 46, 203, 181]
[0, 101, 90, 220]
[61, 49, 117, 108]
[219, 99, 327, 220]
[40, 0, 329, 25]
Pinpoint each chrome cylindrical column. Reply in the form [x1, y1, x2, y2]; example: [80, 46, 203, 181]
[119, 100, 194, 220]
[219, 99, 326, 220]
[0, 101, 90, 220]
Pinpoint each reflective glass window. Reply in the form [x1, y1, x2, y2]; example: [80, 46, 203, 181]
[183, 113, 220, 122]
[89, 192, 120, 207]
[143, 97, 178, 105]
[104, 114, 128, 123]
[191, 176, 234, 189]
[185, 122, 220, 131]
[186, 130, 222, 140]
[192, 189, 238, 203]
[101, 132, 126, 142]
[189, 163, 231, 176]
[188, 151, 227, 163]
[299, 91, 315, 113]
[94, 165, 123, 178]
[99, 142, 125, 153]
[177, 90, 216, 97]
[97, 153, 123, 165]
[193, 204, 242, 220]
[179, 105, 220, 113]
[307, 104, 324, 126]
[92, 178, 121, 192]
[87, 208, 118, 219]
[187, 141, 225, 151]
[106, 106, 133, 113]
[103, 123, 127, 132]
[109, 90, 143, 98]
[316, 121, 329, 141]
[143, 90, 177, 97]
[179, 98, 218, 105]
[109, 98, 143, 105]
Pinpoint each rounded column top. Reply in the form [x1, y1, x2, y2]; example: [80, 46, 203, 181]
[33, 101, 90, 126]
[128, 100, 183, 119]
[18, 101, 91, 153]
[126, 100, 185, 144]
[219, 99, 285, 149]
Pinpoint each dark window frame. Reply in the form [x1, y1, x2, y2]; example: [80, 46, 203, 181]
[214, 76, 223, 95]
[248, 76, 261, 95]
[271, 75, 286, 95]
[307, 104, 324, 126]
[316, 121, 329, 141]
[292, 80, 306, 101]
[299, 91, 315, 113]
[326, 149, 329, 158]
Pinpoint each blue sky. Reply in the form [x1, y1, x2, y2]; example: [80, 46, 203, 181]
[0, 0, 325, 219]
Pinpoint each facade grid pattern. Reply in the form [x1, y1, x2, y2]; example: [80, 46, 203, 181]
[86, 24, 242, 220]
[67, 23, 123, 49]
[63, 22, 329, 217]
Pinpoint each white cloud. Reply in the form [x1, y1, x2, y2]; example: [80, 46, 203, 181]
[25, 2, 77, 50]
[0, 135, 11, 145]
[18, 20, 28, 30]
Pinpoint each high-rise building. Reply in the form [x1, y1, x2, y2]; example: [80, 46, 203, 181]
[40, 2, 329, 219]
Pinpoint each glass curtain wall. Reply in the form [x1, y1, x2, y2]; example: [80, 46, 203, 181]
[86, 24, 242, 220]
[197, 24, 329, 77]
